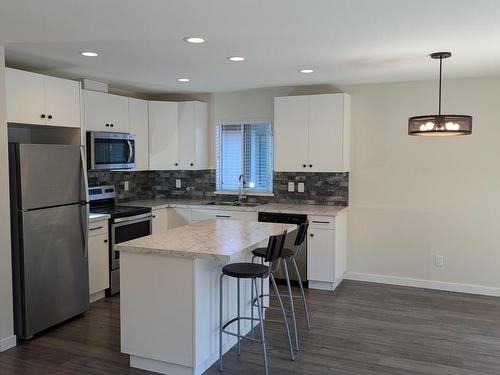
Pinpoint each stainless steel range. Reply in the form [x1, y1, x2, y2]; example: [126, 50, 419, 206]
[89, 185, 152, 295]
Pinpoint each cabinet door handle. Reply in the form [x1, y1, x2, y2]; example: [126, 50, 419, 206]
[190, 163, 194, 166]
[302, 164, 306, 168]
[309, 164, 313, 168]
[310, 233, 314, 237]
[110, 124, 114, 127]
[174, 163, 178, 166]
[90, 226, 103, 231]
[105, 123, 110, 127]
[104, 239, 108, 243]
[216, 215, 231, 218]
[312, 220, 330, 224]
[41, 114, 46, 119]
[152, 215, 156, 218]
[47, 114, 53, 119]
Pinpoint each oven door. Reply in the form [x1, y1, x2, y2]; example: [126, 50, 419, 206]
[111, 213, 152, 270]
[87, 132, 135, 170]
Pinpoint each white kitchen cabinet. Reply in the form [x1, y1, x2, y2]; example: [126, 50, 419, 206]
[129, 98, 149, 170]
[82, 90, 130, 132]
[308, 224, 335, 284]
[44, 74, 82, 128]
[6, 68, 81, 128]
[274, 93, 350, 172]
[167, 208, 191, 229]
[152, 208, 168, 234]
[307, 212, 347, 291]
[191, 208, 257, 223]
[178, 101, 208, 170]
[274, 95, 309, 172]
[148, 101, 179, 170]
[88, 219, 109, 302]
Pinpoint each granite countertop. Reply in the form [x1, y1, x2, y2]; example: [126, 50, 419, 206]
[115, 219, 296, 261]
[89, 213, 110, 223]
[123, 199, 347, 217]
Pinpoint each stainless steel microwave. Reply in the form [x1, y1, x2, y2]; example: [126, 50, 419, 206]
[86, 132, 135, 170]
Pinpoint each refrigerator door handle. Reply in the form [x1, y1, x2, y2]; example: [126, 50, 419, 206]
[80, 146, 89, 258]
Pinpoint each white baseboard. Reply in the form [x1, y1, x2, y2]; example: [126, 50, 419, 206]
[0, 335, 16, 352]
[90, 290, 106, 303]
[344, 272, 500, 297]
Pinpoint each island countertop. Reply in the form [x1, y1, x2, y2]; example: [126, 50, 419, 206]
[115, 219, 296, 261]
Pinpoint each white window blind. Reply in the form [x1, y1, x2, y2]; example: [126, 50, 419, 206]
[216, 122, 273, 193]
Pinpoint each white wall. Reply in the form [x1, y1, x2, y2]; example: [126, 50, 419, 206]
[210, 77, 500, 295]
[344, 76, 500, 294]
[0, 46, 15, 351]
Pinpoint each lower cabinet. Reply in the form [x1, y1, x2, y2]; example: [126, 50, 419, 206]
[307, 212, 347, 291]
[88, 219, 109, 302]
[191, 209, 258, 223]
[152, 208, 168, 234]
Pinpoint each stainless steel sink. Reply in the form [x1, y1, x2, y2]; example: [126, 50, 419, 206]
[203, 201, 261, 207]
[233, 202, 261, 207]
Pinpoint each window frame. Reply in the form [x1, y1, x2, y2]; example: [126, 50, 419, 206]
[215, 120, 274, 195]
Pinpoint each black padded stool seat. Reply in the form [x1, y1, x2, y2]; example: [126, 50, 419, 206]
[253, 247, 295, 259]
[222, 262, 269, 278]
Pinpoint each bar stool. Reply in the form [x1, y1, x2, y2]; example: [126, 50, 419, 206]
[251, 222, 311, 351]
[219, 231, 294, 375]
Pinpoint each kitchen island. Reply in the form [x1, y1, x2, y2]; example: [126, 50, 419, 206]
[116, 219, 296, 375]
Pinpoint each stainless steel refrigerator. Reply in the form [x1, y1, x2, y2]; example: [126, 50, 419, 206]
[9, 143, 90, 340]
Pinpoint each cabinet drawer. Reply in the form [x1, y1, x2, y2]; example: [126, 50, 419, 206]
[308, 215, 335, 230]
[192, 209, 257, 222]
[89, 220, 108, 237]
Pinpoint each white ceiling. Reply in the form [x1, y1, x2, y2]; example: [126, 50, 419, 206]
[1, 0, 500, 94]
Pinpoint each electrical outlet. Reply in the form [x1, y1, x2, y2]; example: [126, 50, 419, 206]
[288, 182, 295, 192]
[175, 179, 181, 188]
[435, 255, 444, 267]
[124, 181, 130, 191]
[297, 182, 305, 193]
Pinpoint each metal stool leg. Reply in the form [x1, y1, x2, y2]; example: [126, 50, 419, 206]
[270, 273, 295, 361]
[292, 257, 311, 330]
[253, 277, 268, 375]
[251, 256, 256, 341]
[237, 278, 241, 356]
[283, 260, 299, 351]
[219, 273, 224, 372]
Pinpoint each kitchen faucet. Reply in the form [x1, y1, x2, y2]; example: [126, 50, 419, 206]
[238, 174, 248, 203]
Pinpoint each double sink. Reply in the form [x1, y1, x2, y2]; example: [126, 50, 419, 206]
[204, 201, 262, 208]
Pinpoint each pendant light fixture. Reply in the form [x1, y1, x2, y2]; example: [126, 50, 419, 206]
[408, 52, 472, 136]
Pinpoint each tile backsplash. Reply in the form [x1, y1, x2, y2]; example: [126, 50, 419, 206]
[87, 169, 348, 206]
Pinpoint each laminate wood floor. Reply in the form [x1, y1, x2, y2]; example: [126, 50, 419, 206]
[1, 280, 500, 375]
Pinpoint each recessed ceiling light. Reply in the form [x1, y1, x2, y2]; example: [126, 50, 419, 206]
[184, 37, 205, 44]
[299, 69, 314, 74]
[177, 78, 190, 82]
[80, 51, 99, 57]
[228, 56, 245, 62]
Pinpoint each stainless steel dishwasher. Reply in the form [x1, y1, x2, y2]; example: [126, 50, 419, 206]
[257, 212, 308, 286]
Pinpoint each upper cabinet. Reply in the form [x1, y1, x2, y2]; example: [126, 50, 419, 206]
[149, 101, 208, 170]
[129, 98, 149, 170]
[82, 90, 130, 133]
[149, 101, 179, 170]
[178, 101, 208, 170]
[274, 93, 351, 172]
[5, 68, 81, 128]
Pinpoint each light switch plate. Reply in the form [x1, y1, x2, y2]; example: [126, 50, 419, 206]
[124, 181, 130, 191]
[288, 182, 295, 192]
[176, 179, 181, 188]
[298, 182, 305, 193]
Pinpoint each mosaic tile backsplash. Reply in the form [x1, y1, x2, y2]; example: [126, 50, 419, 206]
[87, 169, 348, 206]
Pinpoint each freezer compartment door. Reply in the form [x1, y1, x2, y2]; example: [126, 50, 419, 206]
[16, 144, 86, 210]
[20, 204, 89, 338]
